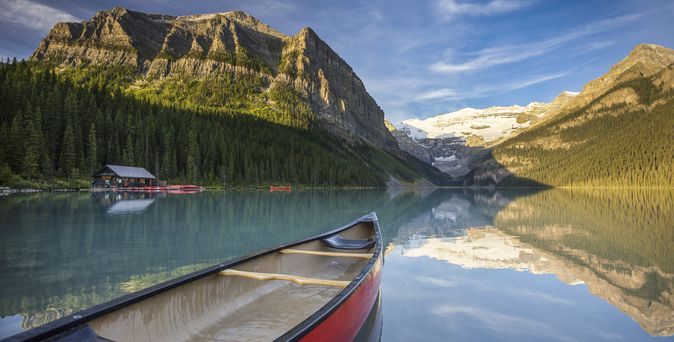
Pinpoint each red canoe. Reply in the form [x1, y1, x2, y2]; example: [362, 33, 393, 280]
[7, 213, 383, 342]
[270, 185, 292, 192]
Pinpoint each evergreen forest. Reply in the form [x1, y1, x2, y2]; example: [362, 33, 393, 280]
[495, 76, 674, 187]
[0, 59, 433, 188]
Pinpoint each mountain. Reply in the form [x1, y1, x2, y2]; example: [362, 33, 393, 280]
[388, 92, 576, 180]
[398, 91, 577, 146]
[31, 8, 397, 151]
[489, 44, 674, 187]
[386, 120, 432, 164]
[0, 8, 452, 188]
[392, 44, 674, 187]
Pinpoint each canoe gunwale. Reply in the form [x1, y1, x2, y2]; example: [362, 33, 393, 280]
[276, 213, 383, 341]
[4, 212, 381, 342]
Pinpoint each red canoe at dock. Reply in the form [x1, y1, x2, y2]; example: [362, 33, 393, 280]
[6, 213, 383, 342]
[270, 185, 292, 192]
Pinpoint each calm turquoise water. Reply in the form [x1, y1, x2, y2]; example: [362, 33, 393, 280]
[0, 189, 672, 340]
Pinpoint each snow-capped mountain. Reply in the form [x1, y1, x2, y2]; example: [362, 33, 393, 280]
[387, 91, 579, 179]
[398, 91, 578, 144]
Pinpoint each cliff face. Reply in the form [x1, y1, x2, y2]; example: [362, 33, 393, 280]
[385, 120, 432, 163]
[277, 28, 397, 150]
[31, 8, 398, 151]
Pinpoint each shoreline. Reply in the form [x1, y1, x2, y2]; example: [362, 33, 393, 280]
[2, 185, 673, 195]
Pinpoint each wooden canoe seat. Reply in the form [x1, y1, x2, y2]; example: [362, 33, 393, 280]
[321, 235, 375, 250]
[220, 269, 350, 288]
[279, 249, 373, 259]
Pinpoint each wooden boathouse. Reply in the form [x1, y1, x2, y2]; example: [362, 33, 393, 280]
[92, 165, 156, 188]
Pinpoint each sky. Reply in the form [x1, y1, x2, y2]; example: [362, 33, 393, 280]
[0, 0, 673, 123]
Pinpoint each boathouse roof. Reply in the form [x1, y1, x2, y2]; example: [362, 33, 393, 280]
[95, 165, 156, 179]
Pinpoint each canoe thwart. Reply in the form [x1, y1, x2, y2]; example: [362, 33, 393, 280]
[280, 249, 373, 259]
[220, 269, 350, 288]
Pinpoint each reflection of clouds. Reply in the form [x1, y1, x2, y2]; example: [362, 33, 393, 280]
[396, 226, 674, 337]
[514, 288, 577, 307]
[432, 305, 574, 342]
[416, 276, 459, 288]
[383, 242, 660, 341]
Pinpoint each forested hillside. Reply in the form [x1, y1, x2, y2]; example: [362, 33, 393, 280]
[0, 60, 441, 188]
[484, 45, 674, 187]
[494, 73, 674, 187]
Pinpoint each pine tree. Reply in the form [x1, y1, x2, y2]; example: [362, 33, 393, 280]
[123, 133, 134, 166]
[21, 116, 40, 180]
[7, 111, 23, 172]
[186, 130, 200, 181]
[60, 124, 76, 178]
[86, 123, 98, 176]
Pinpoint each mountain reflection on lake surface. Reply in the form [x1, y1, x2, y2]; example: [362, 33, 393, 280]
[0, 189, 672, 340]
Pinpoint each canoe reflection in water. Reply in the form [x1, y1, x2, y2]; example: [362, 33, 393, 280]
[6, 213, 383, 342]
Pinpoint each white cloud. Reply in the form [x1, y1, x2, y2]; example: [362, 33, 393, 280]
[414, 72, 567, 103]
[435, 0, 527, 18]
[498, 72, 567, 91]
[0, 0, 79, 31]
[416, 88, 458, 101]
[430, 13, 642, 73]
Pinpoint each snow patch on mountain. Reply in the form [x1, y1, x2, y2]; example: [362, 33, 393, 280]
[398, 92, 578, 144]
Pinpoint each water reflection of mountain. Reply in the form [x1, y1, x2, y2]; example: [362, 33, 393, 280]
[385, 189, 525, 246]
[401, 189, 674, 336]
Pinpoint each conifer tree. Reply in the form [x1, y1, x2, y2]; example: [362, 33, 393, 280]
[86, 123, 98, 176]
[21, 118, 40, 179]
[60, 124, 76, 178]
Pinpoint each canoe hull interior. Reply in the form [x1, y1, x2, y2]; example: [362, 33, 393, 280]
[299, 254, 382, 342]
[5, 213, 382, 342]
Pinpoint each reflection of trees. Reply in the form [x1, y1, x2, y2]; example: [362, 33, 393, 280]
[495, 189, 673, 275]
[493, 189, 674, 336]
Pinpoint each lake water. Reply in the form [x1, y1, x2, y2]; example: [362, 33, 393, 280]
[0, 189, 672, 341]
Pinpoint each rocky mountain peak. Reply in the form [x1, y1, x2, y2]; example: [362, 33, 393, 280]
[628, 43, 674, 65]
[565, 43, 674, 111]
[30, 8, 399, 152]
[176, 11, 287, 38]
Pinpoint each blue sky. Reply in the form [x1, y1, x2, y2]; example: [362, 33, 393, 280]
[1, 0, 672, 123]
